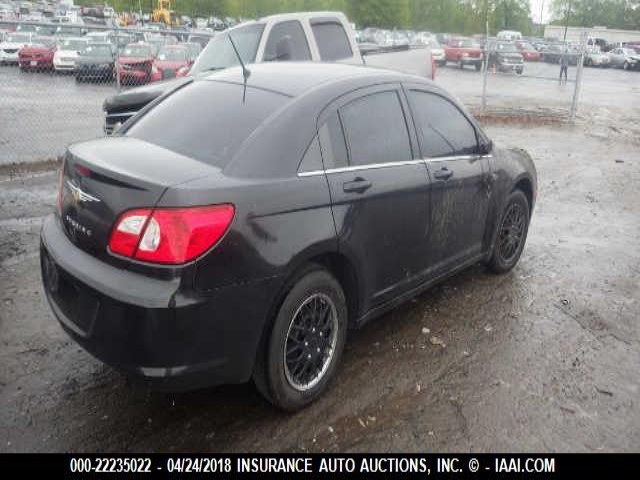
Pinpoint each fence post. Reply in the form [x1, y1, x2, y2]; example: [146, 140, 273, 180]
[115, 25, 121, 93]
[481, 19, 489, 111]
[570, 31, 586, 122]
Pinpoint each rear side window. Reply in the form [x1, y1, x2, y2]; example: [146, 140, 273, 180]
[318, 112, 348, 170]
[339, 91, 412, 167]
[126, 81, 288, 167]
[409, 90, 478, 157]
[264, 20, 311, 62]
[311, 21, 353, 61]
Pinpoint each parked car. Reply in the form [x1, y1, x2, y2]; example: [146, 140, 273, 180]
[150, 44, 191, 82]
[0, 31, 32, 64]
[541, 44, 579, 65]
[497, 30, 521, 41]
[116, 42, 155, 85]
[18, 35, 56, 71]
[54, 23, 84, 37]
[583, 47, 610, 68]
[425, 37, 444, 66]
[608, 47, 640, 70]
[179, 41, 202, 65]
[53, 36, 88, 71]
[444, 37, 483, 70]
[486, 40, 524, 74]
[41, 62, 536, 411]
[186, 31, 213, 48]
[515, 40, 540, 61]
[75, 42, 114, 82]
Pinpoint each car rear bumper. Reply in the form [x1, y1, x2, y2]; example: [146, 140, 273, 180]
[40, 214, 278, 391]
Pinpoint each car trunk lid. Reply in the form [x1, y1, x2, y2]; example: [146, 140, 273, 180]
[60, 137, 219, 260]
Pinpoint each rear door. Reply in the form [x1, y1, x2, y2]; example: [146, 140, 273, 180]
[406, 87, 490, 274]
[319, 85, 432, 309]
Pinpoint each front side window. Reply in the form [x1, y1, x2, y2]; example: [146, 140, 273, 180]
[264, 20, 311, 62]
[340, 91, 412, 167]
[409, 90, 478, 158]
[311, 21, 353, 61]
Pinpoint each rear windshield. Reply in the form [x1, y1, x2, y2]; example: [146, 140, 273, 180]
[126, 81, 289, 167]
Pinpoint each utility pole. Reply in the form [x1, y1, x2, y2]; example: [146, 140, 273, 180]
[539, 0, 545, 36]
[563, 0, 573, 41]
[481, 0, 489, 111]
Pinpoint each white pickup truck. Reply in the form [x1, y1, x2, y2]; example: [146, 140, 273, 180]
[104, 11, 434, 134]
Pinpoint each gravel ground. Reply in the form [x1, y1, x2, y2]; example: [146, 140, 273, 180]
[0, 117, 638, 452]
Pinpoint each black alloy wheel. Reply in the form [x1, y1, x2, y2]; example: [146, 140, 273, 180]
[253, 267, 347, 411]
[488, 190, 530, 273]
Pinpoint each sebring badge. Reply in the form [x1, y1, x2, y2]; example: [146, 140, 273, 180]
[66, 180, 100, 203]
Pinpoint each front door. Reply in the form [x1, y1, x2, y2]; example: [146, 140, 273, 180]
[406, 88, 491, 275]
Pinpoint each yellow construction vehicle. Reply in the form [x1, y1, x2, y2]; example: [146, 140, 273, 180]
[152, 0, 179, 27]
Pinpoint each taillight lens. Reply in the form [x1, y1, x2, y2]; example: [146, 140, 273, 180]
[108, 205, 235, 265]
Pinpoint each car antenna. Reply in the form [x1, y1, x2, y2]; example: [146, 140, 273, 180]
[228, 33, 250, 104]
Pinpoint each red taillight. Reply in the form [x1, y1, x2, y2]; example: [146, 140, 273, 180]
[109, 205, 235, 265]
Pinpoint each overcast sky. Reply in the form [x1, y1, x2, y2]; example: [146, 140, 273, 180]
[530, 0, 552, 24]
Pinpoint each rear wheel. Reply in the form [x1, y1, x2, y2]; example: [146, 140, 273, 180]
[475, 62, 482, 71]
[623, 61, 629, 71]
[458, 58, 464, 69]
[488, 190, 530, 274]
[253, 267, 348, 411]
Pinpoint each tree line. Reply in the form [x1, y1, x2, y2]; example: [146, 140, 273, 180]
[550, 0, 640, 31]
[82, 0, 639, 34]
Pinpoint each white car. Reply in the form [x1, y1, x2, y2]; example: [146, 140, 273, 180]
[0, 32, 33, 64]
[53, 36, 88, 71]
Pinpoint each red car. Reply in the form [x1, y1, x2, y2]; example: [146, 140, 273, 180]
[150, 44, 192, 82]
[116, 43, 155, 85]
[444, 37, 483, 70]
[515, 41, 541, 61]
[18, 37, 56, 71]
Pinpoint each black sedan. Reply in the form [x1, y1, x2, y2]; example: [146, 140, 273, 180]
[40, 63, 537, 410]
[75, 43, 115, 83]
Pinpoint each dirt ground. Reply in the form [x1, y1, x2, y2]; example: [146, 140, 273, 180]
[0, 118, 639, 453]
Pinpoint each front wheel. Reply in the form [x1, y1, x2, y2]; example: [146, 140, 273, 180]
[623, 61, 629, 71]
[488, 190, 530, 274]
[253, 267, 348, 411]
[458, 58, 463, 69]
[475, 62, 482, 71]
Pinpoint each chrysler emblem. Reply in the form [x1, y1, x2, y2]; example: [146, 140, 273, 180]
[67, 180, 100, 203]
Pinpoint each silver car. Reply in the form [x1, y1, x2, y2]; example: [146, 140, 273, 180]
[583, 47, 610, 68]
[608, 48, 640, 70]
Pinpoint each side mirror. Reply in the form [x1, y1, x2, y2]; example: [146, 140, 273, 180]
[479, 139, 493, 155]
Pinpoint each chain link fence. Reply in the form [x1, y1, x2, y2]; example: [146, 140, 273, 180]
[0, 19, 205, 165]
[0, 18, 612, 167]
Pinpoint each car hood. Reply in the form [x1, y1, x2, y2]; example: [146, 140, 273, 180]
[55, 49, 79, 57]
[20, 46, 54, 55]
[77, 56, 113, 64]
[497, 52, 522, 59]
[1, 42, 29, 49]
[119, 56, 154, 64]
[103, 76, 192, 112]
[154, 60, 188, 69]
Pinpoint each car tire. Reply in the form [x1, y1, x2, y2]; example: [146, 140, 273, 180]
[458, 58, 463, 69]
[488, 190, 530, 274]
[253, 266, 348, 411]
[623, 61, 629, 70]
[475, 62, 481, 71]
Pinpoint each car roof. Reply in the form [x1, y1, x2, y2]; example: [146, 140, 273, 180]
[203, 62, 424, 98]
